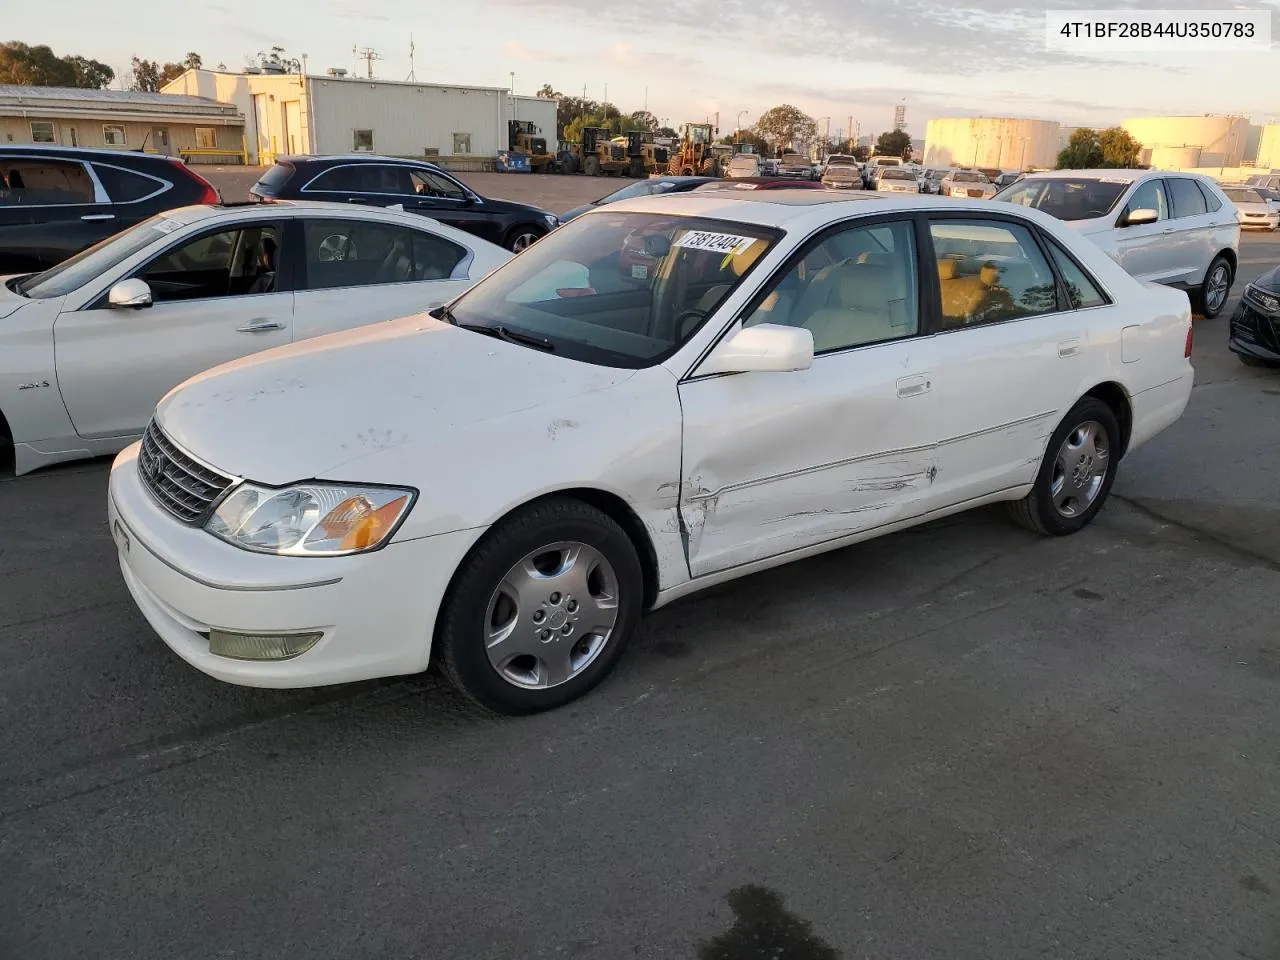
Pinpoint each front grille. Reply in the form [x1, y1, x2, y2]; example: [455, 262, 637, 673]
[967, 189, 985, 198]
[137, 420, 235, 524]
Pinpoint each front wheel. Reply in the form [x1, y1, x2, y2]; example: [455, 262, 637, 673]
[1008, 397, 1120, 536]
[437, 498, 644, 714]
[1193, 255, 1233, 319]
[504, 225, 542, 252]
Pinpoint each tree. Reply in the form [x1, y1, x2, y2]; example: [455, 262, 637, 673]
[724, 129, 770, 154]
[629, 110, 660, 133]
[183, 52, 202, 71]
[130, 56, 163, 92]
[655, 126, 677, 139]
[1099, 126, 1141, 167]
[0, 42, 113, 88]
[1057, 127, 1104, 169]
[875, 129, 912, 159]
[753, 104, 817, 150]
[852, 144, 871, 162]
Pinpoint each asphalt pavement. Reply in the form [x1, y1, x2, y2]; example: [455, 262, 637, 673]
[2, 235, 1279, 959]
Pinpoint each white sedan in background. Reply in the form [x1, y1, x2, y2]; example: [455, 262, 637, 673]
[1220, 185, 1279, 231]
[2, 202, 509, 474]
[109, 190, 1193, 716]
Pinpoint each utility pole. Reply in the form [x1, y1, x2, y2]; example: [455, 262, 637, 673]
[356, 47, 381, 79]
[406, 36, 415, 82]
[847, 115, 853, 151]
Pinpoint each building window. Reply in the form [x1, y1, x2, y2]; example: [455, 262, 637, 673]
[194, 127, 217, 149]
[452, 132, 471, 155]
[353, 129, 374, 152]
[30, 121, 56, 143]
[103, 124, 127, 146]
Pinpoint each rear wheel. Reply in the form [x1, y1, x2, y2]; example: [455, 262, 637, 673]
[1008, 397, 1120, 536]
[437, 498, 644, 714]
[583, 156, 601, 177]
[504, 225, 543, 253]
[628, 158, 644, 178]
[1193, 255, 1233, 318]
[561, 154, 578, 175]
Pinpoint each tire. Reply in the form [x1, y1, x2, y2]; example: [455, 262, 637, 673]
[437, 498, 644, 715]
[1007, 397, 1121, 537]
[561, 155, 578, 175]
[504, 225, 543, 253]
[1193, 255, 1233, 319]
[583, 156, 601, 177]
[628, 158, 644, 179]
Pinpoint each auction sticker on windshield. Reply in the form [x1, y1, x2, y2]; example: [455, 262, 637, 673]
[152, 218, 183, 235]
[674, 231, 757, 255]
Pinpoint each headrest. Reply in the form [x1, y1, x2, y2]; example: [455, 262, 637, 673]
[937, 258, 958, 280]
[979, 262, 1000, 286]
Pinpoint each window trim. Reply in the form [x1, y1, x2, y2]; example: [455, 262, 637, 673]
[29, 120, 57, 144]
[1114, 176, 1168, 227]
[0, 156, 105, 207]
[102, 123, 127, 147]
[920, 210, 1080, 336]
[90, 161, 172, 205]
[298, 161, 471, 201]
[1039, 232, 1114, 311]
[88, 218, 294, 309]
[1194, 179, 1224, 213]
[293, 213, 475, 292]
[353, 128, 375, 152]
[683, 211, 929, 382]
[194, 127, 218, 149]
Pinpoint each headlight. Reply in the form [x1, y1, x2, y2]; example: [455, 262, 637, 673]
[1247, 284, 1280, 313]
[543, 214, 559, 228]
[205, 482, 416, 556]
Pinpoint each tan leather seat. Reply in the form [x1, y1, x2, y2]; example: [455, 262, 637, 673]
[803, 266, 903, 352]
[938, 258, 1001, 323]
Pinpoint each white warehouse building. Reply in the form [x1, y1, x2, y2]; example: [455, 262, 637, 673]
[923, 117, 1060, 171]
[162, 68, 556, 168]
[1121, 115, 1251, 169]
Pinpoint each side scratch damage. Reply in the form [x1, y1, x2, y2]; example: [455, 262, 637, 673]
[546, 418, 580, 440]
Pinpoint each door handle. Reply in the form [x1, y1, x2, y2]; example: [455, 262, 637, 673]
[347, 197, 369, 204]
[1058, 337, 1081, 358]
[236, 319, 285, 333]
[895, 373, 931, 398]
[81, 213, 115, 221]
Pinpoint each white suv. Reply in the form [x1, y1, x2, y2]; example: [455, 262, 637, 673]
[994, 169, 1240, 318]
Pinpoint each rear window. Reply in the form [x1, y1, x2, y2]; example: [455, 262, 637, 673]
[952, 172, 986, 183]
[253, 163, 296, 196]
[92, 163, 166, 203]
[993, 177, 1129, 221]
[1223, 187, 1264, 204]
[880, 169, 915, 180]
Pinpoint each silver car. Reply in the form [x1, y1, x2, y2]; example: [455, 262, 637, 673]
[821, 156, 862, 189]
[941, 170, 997, 199]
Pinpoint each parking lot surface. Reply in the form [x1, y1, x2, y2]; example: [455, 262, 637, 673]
[2, 218, 1279, 957]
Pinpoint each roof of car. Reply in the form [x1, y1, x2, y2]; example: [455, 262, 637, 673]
[274, 154, 443, 168]
[1017, 168, 1197, 183]
[0, 144, 192, 165]
[144, 200, 489, 239]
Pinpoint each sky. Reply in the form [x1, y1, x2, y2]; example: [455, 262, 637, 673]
[18, 0, 1280, 139]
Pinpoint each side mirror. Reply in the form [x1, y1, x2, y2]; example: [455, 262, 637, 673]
[107, 278, 152, 309]
[698, 323, 814, 376]
[1124, 207, 1159, 227]
[462, 193, 480, 207]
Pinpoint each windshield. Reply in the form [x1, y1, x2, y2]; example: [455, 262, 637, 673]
[827, 156, 856, 166]
[16, 219, 166, 298]
[252, 162, 295, 197]
[952, 172, 987, 183]
[1223, 187, 1265, 204]
[993, 177, 1129, 221]
[881, 169, 915, 180]
[445, 213, 780, 369]
[601, 180, 681, 204]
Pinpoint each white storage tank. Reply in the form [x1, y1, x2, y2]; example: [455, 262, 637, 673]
[1149, 145, 1203, 169]
[923, 117, 1060, 171]
[1255, 124, 1280, 171]
[1121, 115, 1250, 168]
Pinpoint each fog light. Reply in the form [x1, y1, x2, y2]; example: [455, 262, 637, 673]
[208, 629, 323, 660]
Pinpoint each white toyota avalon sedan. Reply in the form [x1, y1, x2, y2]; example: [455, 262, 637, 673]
[109, 190, 1195, 714]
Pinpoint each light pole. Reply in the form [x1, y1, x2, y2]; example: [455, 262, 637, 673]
[816, 117, 830, 159]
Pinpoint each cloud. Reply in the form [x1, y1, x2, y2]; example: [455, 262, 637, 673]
[328, 0, 390, 19]
[609, 42, 636, 65]
[501, 41, 572, 63]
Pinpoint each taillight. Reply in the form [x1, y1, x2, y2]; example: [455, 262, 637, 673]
[168, 157, 221, 205]
[1185, 323, 1194, 358]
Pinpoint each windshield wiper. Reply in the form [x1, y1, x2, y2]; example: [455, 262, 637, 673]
[429, 306, 554, 352]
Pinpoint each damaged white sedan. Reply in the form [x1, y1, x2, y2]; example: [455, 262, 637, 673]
[109, 190, 1195, 714]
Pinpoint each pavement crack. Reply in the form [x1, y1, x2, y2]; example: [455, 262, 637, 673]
[1112, 495, 1280, 574]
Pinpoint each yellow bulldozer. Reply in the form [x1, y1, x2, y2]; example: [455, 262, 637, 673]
[610, 131, 671, 177]
[668, 122, 722, 177]
[560, 126, 628, 177]
[507, 120, 554, 173]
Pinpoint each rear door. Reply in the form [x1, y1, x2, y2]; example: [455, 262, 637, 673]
[927, 214, 1095, 505]
[1163, 176, 1214, 285]
[53, 218, 294, 439]
[0, 154, 111, 271]
[290, 215, 478, 341]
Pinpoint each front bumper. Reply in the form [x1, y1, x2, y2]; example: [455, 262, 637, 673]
[108, 442, 483, 688]
[1228, 297, 1280, 362]
[1241, 215, 1278, 230]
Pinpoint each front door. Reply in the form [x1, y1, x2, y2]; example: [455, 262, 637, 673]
[152, 127, 171, 156]
[926, 216, 1093, 505]
[54, 221, 293, 439]
[405, 169, 501, 245]
[677, 217, 938, 577]
[1113, 177, 1172, 283]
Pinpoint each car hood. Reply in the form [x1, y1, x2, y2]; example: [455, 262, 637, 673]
[481, 196, 555, 218]
[559, 203, 595, 222]
[155, 315, 635, 486]
[1252, 266, 1280, 293]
